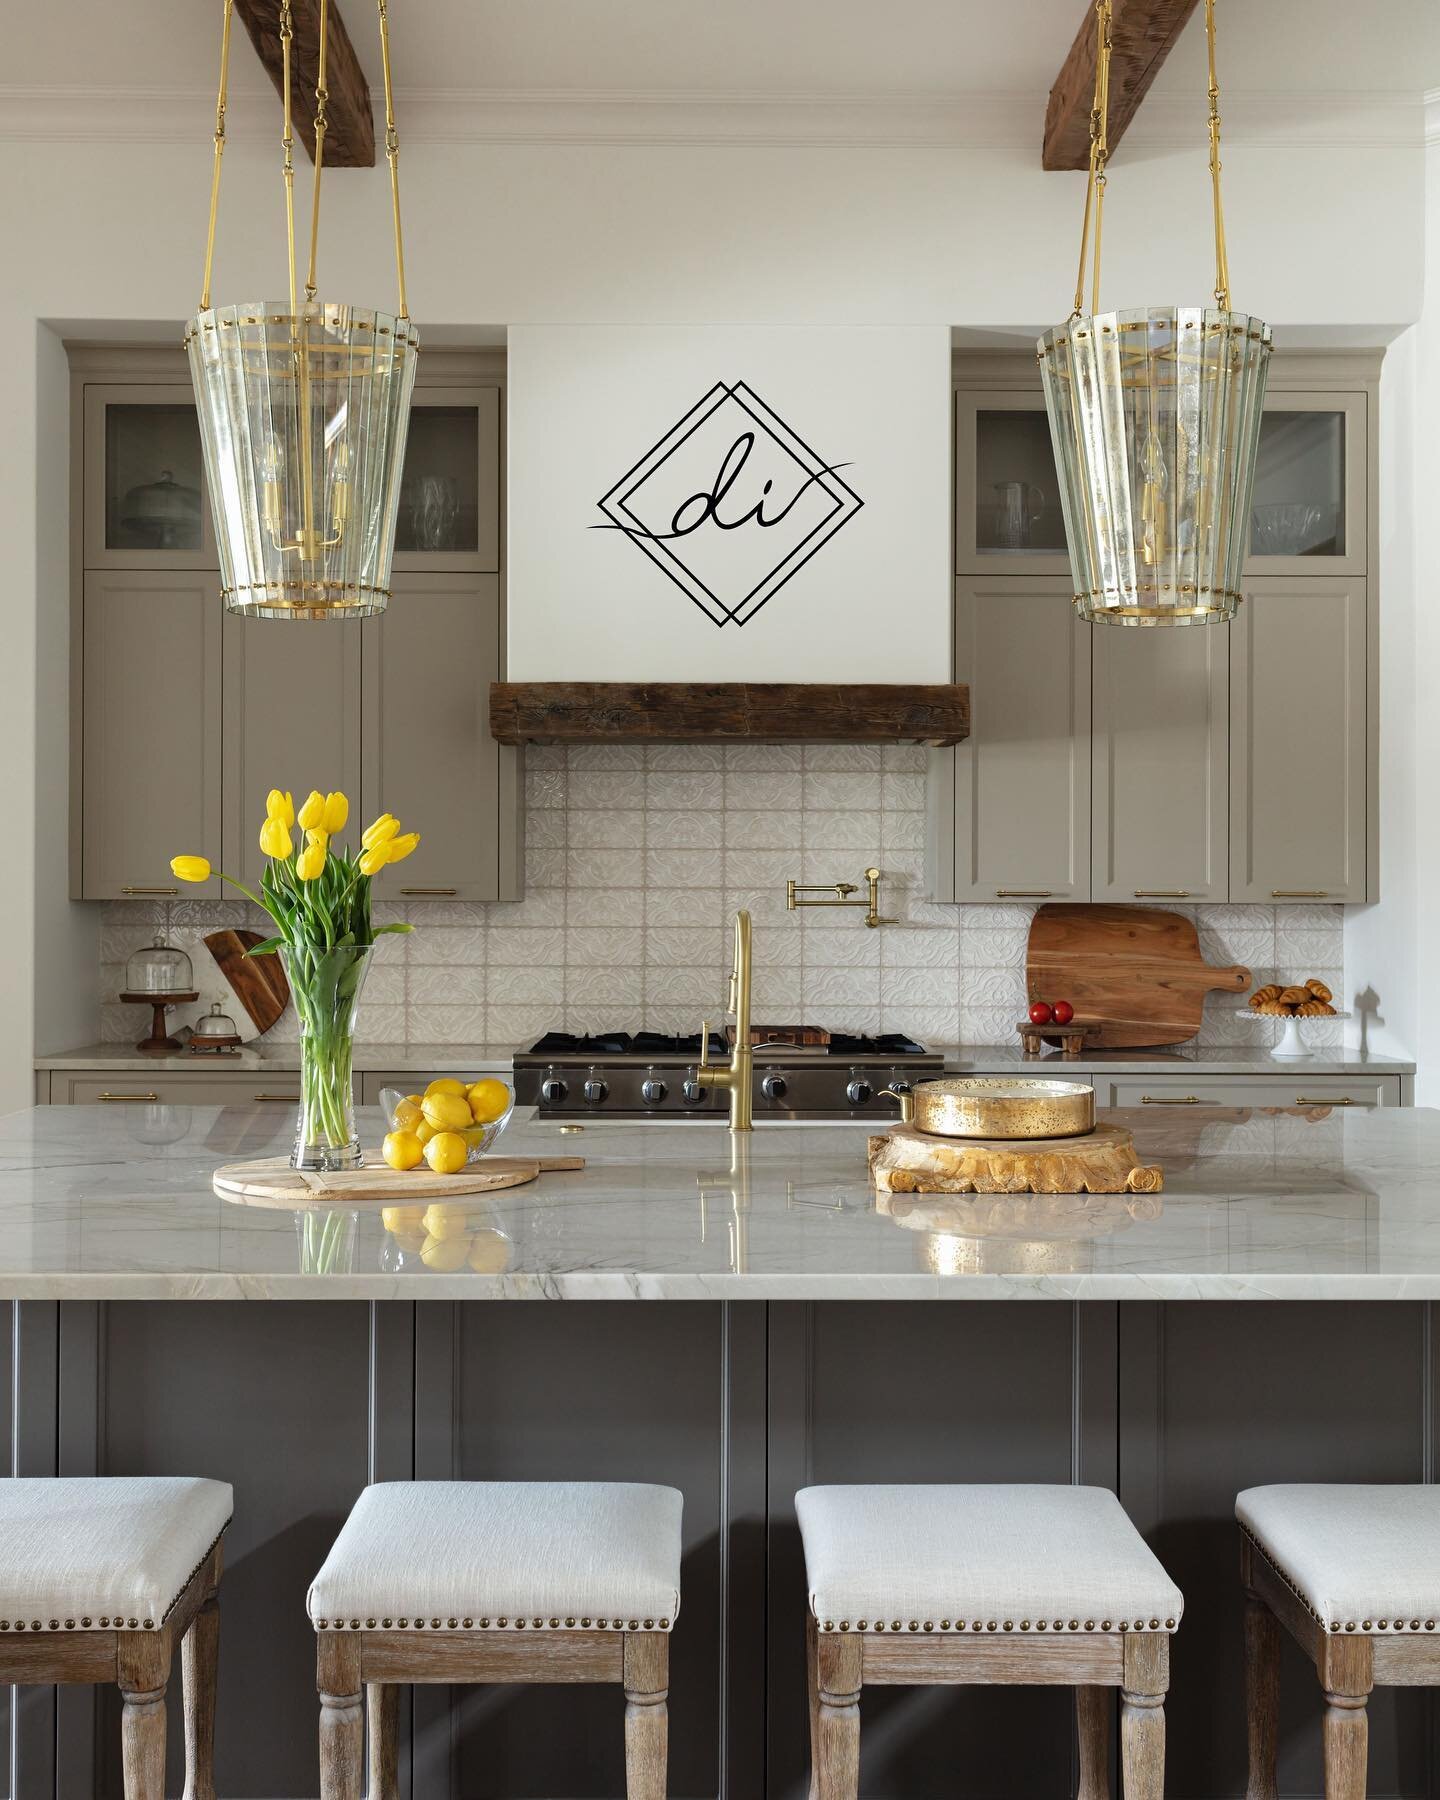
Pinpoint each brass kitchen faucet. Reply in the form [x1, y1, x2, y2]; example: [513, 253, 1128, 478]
[696, 909, 754, 1132]
[786, 867, 893, 928]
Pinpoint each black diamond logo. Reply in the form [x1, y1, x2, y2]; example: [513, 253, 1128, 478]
[593, 380, 863, 628]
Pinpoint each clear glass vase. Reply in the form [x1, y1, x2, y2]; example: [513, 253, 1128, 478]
[280, 944, 372, 1170]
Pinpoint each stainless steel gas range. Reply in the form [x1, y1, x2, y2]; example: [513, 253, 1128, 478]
[512, 1030, 943, 1122]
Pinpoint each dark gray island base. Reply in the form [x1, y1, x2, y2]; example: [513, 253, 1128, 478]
[5, 1105, 1440, 1795]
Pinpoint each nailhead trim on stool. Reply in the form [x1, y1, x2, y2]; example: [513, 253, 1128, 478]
[818, 1614, 1176, 1633]
[313, 1615, 673, 1630]
[1242, 1525, 1440, 1636]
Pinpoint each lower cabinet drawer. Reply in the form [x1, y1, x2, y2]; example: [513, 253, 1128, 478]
[54, 1074, 304, 1107]
[1102, 1075, 1402, 1110]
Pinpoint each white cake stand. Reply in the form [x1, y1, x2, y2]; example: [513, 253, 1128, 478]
[1235, 1010, 1350, 1060]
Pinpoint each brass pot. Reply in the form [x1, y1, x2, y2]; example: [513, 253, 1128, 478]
[879, 1077, 1095, 1140]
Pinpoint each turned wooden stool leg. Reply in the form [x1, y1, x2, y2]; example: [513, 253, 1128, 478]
[367, 1682, 400, 1800]
[1243, 1589, 1281, 1800]
[119, 1635, 172, 1800]
[1076, 1685, 1110, 1800]
[1320, 1634, 1373, 1800]
[806, 1613, 822, 1800]
[317, 1635, 364, 1800]
[182, 1546, 222, 1800]
[1120, 1634, 1167, 1800]
[624, 1632, 669, 1800]
[814, 1633, 861, 1800]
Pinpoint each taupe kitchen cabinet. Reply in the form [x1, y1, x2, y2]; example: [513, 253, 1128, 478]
[44, 1073, 304, 1106]
[1100, 1074, 1402, 1108]
[1229, 578, 1370, 905]
[926, 577, 1091, 901]
[360, 574, 520, 902]
[80, 383, 216, 570]
[78, 572, 224, 900]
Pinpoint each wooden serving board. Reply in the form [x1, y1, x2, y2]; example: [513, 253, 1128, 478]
[213, 1154, 585, 1208]
[1026, 904, 1250, 1049]
[868, 1123, 1163, 1196]
[203, 930, 290, 1036]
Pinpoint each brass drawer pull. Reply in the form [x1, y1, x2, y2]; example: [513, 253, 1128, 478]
[120, 886, 179, 897]
[1271, 890, 1331, 899]
[1141, 1094, 1201, 1105]
[400, 887, 457, 896]
[97, 1092, 160, 1103]
[1296, 1095, 1365, 1107]
[1134, 890, 1191, 898]
[995, 890, 1053, 899]
[254, 1092, 299, 1103]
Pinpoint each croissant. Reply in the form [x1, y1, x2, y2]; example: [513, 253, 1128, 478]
[1257, 1000, 1288, 1016]
[1250, 984, 1282, 1004]
[1298, 1000, 1327, 1016]
[1279, 986, 1310, 1007]
[1305, 979, 1333, 1003]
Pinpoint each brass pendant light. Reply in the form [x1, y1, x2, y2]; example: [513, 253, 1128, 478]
[185, 0, 418, 619]
[1039, 0, 1272, 627]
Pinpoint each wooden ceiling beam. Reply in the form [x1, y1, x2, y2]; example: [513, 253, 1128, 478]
[233, 0, 376, 168]
[1043, 0, 1200, 171]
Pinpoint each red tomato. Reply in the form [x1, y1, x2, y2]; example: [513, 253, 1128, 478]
[1028, 1001, 1053, 1025]
[1052, 1000, 1075, 1025]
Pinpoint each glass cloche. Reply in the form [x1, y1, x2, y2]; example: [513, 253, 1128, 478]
[189, 1001, 242, 1055]
[124, 935, 194, 996]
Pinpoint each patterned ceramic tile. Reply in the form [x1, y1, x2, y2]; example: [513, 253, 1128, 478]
[644, 928, 726, 968]
[805, 811, 881, 852]
[646, 771, 723, 810]
[804, 745, 882, 773]
[409, 964, 486, 1006]
[565, 927, 644, 966]
[568, 887, 647, 927]
[486, 927, 565, 965]
[801, 927, 880, 968]
[566, 849, 641, 890]
[644, 849, 724, 889]
[646, 809, 724, 849]
[487, 965, 565, 1005]
[647, 888, 723, 928]
[803, 966, 882, 1007]
[727, 743, 802, 771]
[566, 965, 645, 1006]
[725, 810, 803, 850]
[726, 772, 803, 811]
[805, 771, 883, 811]
[646, 744, 727, 771]
[882, 927, 961, 967]
[523, 807, 567, 849]
[406, 1003, 487, 1043]
[567, 808, 644, 849]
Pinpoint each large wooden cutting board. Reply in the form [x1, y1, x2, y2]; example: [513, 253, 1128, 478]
[1026, 904, 1250, 1049]
[213, 1155, 585, 1208]
[203, 929, 290, 1035]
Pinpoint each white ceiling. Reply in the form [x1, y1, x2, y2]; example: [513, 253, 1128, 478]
[12, 0, 1438, 102]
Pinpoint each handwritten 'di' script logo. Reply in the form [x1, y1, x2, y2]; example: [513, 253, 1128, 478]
[593, 381, 863, 628]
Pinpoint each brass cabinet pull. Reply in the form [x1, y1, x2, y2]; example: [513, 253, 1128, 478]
[995, 890, 1053, 898]
[1141, 1094, 1201, 1105]
[254, 1092, 299, 1102]
[1271, 890, 1331, 899]
[400, 887, 457, 896]
[1134, 890, 1191, 898]
[1296, 1095, 1365, 1107]
[120, 886, 179, 896]
[97, 1092, 160, 1103]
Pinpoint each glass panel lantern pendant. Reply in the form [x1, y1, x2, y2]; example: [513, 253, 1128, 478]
[184, 0, 418, 619]
[1038, 0, 1272, 626]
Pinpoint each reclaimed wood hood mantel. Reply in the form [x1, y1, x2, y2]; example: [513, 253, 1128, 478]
[488, 683, 970, 746]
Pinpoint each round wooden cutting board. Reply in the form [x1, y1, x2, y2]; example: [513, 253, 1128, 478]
[212, 1155, 585, 1208]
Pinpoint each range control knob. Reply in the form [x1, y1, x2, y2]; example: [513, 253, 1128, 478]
[887, 1074, 913, 1096]
[845, 1074, 874, 1107]
[640, 1072, 667, 1106]
[582, 1070, 608, 1106]
[681, 1070, 705, 1105]
[539, 1073, 568, 1104]
[761, 1071, 788, 1101]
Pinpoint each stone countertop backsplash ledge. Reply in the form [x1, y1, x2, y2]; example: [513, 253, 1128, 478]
[94, 743, 1345, 1056]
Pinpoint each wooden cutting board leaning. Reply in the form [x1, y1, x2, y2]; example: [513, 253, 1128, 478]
[203, 929, 291, 1036]
[1025, 904, 1250, 1049]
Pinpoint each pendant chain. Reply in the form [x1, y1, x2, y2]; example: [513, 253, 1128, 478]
[280, 0, 299, 320]
[199, 0, 234, 311]
[377, 0, 410, 319]
[1205, 0, 1232, 309]
[305, 0, 330, 304]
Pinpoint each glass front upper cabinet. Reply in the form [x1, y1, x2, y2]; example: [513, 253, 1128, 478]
[1244, 393, 1366, 575]
[956, 391, 1070, 576]
[84, 386, 215, 569]
[391, 385, 501, 573]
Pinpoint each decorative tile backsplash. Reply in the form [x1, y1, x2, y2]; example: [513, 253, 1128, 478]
[99, 744, 1344, 1051]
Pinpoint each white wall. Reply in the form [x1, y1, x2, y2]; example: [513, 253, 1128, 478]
[0, 117, 1429, 1105]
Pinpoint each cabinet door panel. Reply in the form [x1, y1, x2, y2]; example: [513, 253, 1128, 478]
[1243, 391, 1367, 578]
[391, 386, 501, 574]
[954, 391, 1070, 577]
[1092, 622, 1228, 902]
[360, 574, 509, 902]
[81, 573, 223, 899]
[222, 615, 361, 893]
[83, 385, 216, 570]
[1106, 1076, 1399, 1108]
[942, 579, 1090, 901]
[1229, 579, 1366, 903]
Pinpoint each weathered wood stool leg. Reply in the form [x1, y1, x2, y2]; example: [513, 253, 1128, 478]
[1120, 1634, 1167, 1800]
[119, 1634, 172, 1800]
[1076, 1684, 1110, 1800]
[182, 1546, 222, 1800]
[806, 1614, 822, 1800]
[1243, 1587, 1281, 1800]
[1321, 1635, 1373, 1800]
[317, 1634, 364, 1800]
[624, 1632, 669, 1800]
[367, 1682, 400, 1800]
[814, 1633, 861, 1800]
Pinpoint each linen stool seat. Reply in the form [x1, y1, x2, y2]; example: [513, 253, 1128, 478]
[309, 1480, 681, 1634]
[0, 1476, 229, 1800]
[310, 1481, 682, 1800]
[796, 1484, 1183, 1800]
[1239, 1484, 1440, 1799]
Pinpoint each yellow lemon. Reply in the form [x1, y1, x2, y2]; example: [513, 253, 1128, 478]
[422, 1091, 473, 1133]
[425, 1077, 467, 1099]
[381, 1204, 425, 1234]
[461, 1125, 487, 1148]
[423, 1131, 469, 1176]
[467, 1229, 513, 1273]
[390, 1231, 427, 1255]
[413, 1118, 438, 1146]
[392, 1095, 424, 1131]
[419, 1234, 470, 1272]
[468, 1078, 511, 1124]
[381, 1130, 425, 1173]
[422, 1202, 471, 1240]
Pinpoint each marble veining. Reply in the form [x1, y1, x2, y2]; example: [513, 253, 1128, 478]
[1, 1103, 1439, 1299]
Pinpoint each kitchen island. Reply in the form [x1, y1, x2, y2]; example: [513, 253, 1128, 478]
[7, 1102, 1440, 1797]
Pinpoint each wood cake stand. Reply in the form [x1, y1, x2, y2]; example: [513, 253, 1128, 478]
[213, 1155, 584, 1208]
[868, 1123, 1163, 1197]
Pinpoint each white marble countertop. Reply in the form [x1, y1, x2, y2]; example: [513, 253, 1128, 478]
[936, 1045, 1415, 1075]
[34, 1043, 517, 1073]
[3, 1102, 1440, 1300]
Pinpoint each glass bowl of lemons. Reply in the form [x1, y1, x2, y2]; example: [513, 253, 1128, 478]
[378, 1076, 514, 1175]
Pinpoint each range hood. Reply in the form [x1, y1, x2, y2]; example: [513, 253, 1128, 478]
[489, 683, 969, 746]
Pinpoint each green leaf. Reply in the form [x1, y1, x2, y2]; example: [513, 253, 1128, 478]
[373, 922, 415, 936]
[242, 936, 286, 957]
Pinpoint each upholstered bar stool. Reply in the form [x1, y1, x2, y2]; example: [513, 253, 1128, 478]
[0, 1476, 231, 1799]
[796, 1485, 1183, 1799]
[1240, 1484, 1440, 1798]
[308, 1480, 683, 1800]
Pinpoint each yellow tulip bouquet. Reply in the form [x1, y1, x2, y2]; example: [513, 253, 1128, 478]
[172, 788, 420, 1172]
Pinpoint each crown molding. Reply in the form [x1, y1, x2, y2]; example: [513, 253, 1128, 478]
[0, 83, 1427, 153]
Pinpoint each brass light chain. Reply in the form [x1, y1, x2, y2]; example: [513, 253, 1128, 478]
[305, 0, 330, 304]
[377, 0, 410, 319]
[1205, 0, 1232, 309]
[199, 0, 234, 311]
[280, 0, 299, 320]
